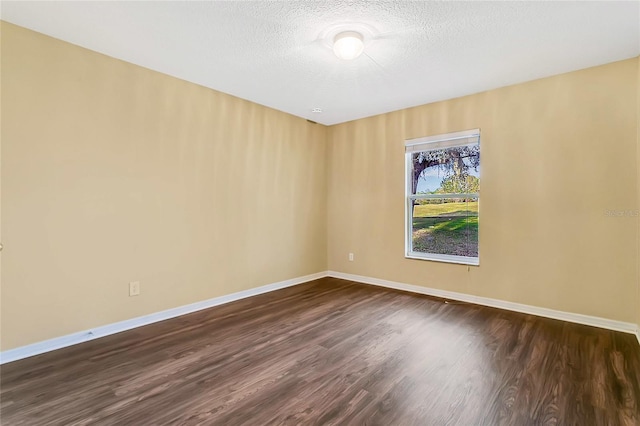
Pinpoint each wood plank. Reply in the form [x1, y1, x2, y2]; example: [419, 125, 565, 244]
[2, 277, 639, 425]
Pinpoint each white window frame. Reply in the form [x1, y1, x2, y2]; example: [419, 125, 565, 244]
[404, 129, 480, 266]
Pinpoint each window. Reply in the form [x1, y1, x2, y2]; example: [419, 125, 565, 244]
[405, 129, 480, 265]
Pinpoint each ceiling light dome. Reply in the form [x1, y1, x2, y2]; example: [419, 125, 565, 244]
[333, 31, 364, 60]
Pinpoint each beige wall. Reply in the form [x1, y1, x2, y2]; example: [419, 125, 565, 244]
[637, 56, 640, 332]
[2, 22, 639, 352]
[0, 23, 327, 350]
[328, 58, 639, 324]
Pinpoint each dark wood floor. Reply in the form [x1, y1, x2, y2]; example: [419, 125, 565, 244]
[2, 277, 639, 425]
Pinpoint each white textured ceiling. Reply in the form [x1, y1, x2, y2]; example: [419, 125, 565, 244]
[2, 1, 639, 125]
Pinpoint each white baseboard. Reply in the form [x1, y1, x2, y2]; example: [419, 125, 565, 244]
[3, 270, 637, 364]
[0, 271, 328, 365]
[327, 271, 639, 337]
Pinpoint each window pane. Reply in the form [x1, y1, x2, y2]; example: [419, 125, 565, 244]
[411, 145, 480, 195]
[411, 197, 478, 257]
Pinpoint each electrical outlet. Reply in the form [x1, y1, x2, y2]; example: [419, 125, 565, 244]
[129, 281, 140, 297]
[349, 253, 354, 261]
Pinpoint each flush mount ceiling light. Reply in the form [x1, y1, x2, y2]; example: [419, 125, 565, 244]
[332, 31, 364, 60]
[319, 23, 378, 62]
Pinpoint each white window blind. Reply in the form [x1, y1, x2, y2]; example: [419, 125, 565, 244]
[405, 129, 480, 153]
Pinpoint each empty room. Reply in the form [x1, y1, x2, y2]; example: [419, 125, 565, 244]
[1, 1, 639, 425]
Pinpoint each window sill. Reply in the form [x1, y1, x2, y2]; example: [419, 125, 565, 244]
[406, 252, 479, 266]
